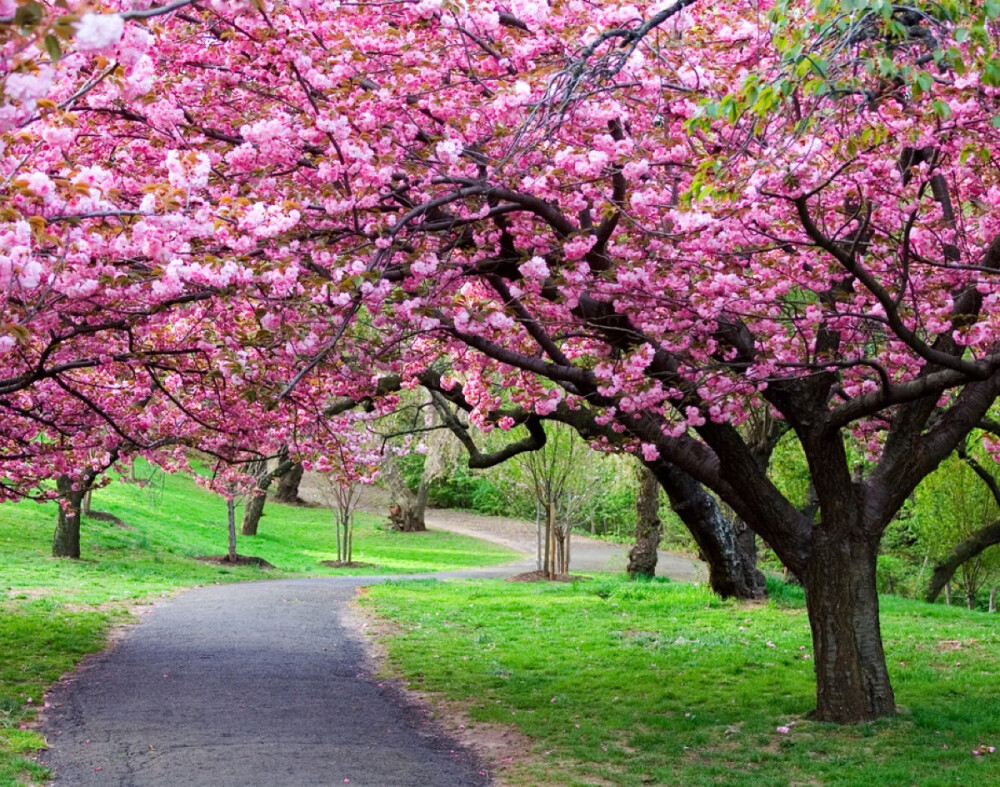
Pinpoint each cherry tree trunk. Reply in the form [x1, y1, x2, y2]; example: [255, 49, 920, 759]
[242, 457, 295, 536]
[53, 475, 85, 559]
[803, 533, 895, 723]
[384, 459, 428, 532]
[273, 461, 305, 504]
[651, 462, 766, 599]
[628, 466, 662, 578]
[241, 492, 268, 536]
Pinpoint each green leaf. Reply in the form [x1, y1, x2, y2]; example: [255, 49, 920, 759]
[983, 61, 1000, 87]
[13, 1, 44, 29]
[932, 100, 952, 120]
[44, 34, 61, 64]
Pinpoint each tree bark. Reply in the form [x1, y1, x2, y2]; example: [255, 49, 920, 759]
[924, 519, 1000, 603]
[227, 498, 238, 562]
[628, 465, 662, 578]
[803, 533, 895, 723]
[273, 461, 305, 504]
[649, 460, 767, 599]
[241, 457, 294, 536]
[241, 492, 268, 537]
[53, 475, 86, 559]
[383, 458, 428, 532]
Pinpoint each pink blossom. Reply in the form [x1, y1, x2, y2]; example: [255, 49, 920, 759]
[519, 256, 549, 280]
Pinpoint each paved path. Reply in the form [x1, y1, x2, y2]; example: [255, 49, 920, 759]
[419, 507, 704, 582]
[40, 577, 492, 787]
[39, 498, 704, 785]
[298, 475, 706, 583]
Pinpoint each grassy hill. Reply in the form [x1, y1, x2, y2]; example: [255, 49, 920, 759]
[0, 466, 518, 786]
[363, 577, 1000, 786]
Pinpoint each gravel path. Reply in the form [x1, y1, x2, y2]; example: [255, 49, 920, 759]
[39, 484, 704, 785]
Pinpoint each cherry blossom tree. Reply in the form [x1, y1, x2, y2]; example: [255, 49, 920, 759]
[5, 0, 1000, 723]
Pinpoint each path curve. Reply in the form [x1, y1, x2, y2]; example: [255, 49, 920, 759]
[298, 475, 706, 583]
[40, 575, 496, 786]
[40, 495, 704, 785]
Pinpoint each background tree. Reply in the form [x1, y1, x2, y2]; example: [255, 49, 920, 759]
[916, 442, 1000, 608]
[628, 464, 662, 579]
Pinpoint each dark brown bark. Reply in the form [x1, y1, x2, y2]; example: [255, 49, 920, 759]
[925, 520, 1000, 602]
[803, 532, 895, 723]
[273, 461, 305, 504]
[649, 460, 767, 599]
[53, 475, 86, 559]
[628, 465, 662, 578]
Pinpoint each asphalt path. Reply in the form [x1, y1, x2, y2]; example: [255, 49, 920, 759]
[39, 576, 494, 787]
[39, 505, 704, 786]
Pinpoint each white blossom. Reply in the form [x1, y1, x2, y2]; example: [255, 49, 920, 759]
[75, 13, 125, 52]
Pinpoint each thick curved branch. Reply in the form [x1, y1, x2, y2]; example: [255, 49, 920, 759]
[925, 520, 1000, 602]
[957, 444, 1000, 509]
[428, 390, 547, 468]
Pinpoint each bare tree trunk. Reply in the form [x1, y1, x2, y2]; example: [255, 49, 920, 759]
[945, 583, 952, 605]
[536, 501, 543, 572]
[241, 492, 268, 537]
[227, 498, 238, 562]
[543, 496, 551, 578]
[273, 461, 305, 504]
[649, 460, 766, 599]
[240, 457, 295, 536]
[628, 465, 662, 578]
[82, 488, 92, 516]
[384, 458, 428, 532]
[548, 503, 557, 578]
[803, 532, 895, 723]
[990, 587, 996, 613]
[53, 475, 86, 559]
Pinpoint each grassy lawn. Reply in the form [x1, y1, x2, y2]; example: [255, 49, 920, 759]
[0, 467, 518, 786]
[363, 577, 1000, 787]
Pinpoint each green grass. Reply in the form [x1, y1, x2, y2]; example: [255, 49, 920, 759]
[363, 577, 1000, 786]
[0, 466, 518, 785]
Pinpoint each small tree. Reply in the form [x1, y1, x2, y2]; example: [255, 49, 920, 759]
[323, 473, 363, 565]
[314, 427, 382, 566]
[510, 423, 599, 578]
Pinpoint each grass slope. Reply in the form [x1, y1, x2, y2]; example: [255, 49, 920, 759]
[363, 577, 1000, 787]
[0, 468, 518, 786]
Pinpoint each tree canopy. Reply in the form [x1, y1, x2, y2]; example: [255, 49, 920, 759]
[4, 0, 1000, 722]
